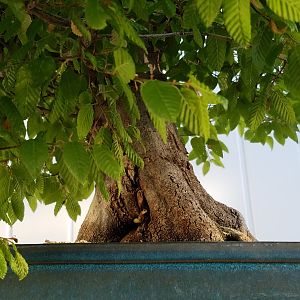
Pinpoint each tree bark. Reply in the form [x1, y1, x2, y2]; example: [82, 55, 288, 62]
[77, 103, 255, 243]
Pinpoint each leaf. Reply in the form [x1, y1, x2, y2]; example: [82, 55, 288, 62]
[14, 66, 41, 118]
[114, 48, 136, 83]
[9, 248, 28, 281]
[77, 103, 94, 139]
[161, 0, 176, 18]
[11, 192, 25, 221]
[30, 56, 56, 86]
[271, 90, 296, 125]
[206, 33, 227, 71]
[0, 96, 25, 136]
[249, 98, 266, 130]
[85, 0, 108, 30]
[180, 88, 210, 141]
[141, 80, 182, 122]
[4, 0, 32, 44]
[202, 161, 210, 175]
[195, 0, 222, 28]
[285, 46, 300, 96]
[63, 142, 90, 183]
[148, 111, 168, 143]
[65, 196, 81, 222]
[223, 0, 251, 46]
[20, 139, 48, 177]
[0, 250, 8, 279]
[93, 144, 123, 180]
[267, 0, 300, 21]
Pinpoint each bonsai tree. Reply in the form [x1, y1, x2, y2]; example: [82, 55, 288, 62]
[0, 0, 300, 279]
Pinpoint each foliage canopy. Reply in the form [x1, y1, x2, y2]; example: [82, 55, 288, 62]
[0, 0, 300, 278]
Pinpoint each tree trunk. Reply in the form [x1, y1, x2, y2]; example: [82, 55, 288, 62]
[77, 103, 255, 243]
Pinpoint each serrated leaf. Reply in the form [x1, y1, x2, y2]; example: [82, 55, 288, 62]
[148, 110, 167, 143]
[77, 103, 94, 139]
[0, 96, 25, 136]
[285, 46, 300, 96]
[161, 0, 176, 18]
[63, 142, 90, 183]
[4, 0, 32, 44]
[93, 144, 123, 180]
[114, 48, 136, 83]
[0, 250, 7, 279]
[85, 0, 108, 30]
[141, 80, 182, 122]
[249, 98, 266, 130]
[223, 0, 251, 46]
[20, 139, 48, 177]
[267, 0, 300, 22]
[202, 161, 210, 175]
[195, 0, 222, 28]
[15, 66, 41, 118]
[271, 90, 296, 125]
[66, 196, 81, 222]
[206, 33, 227, 71]
[9, 250, 28, 281]
[11, 193, 24, 221]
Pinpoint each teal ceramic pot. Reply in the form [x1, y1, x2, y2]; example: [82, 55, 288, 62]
[2, 242, 300, 299]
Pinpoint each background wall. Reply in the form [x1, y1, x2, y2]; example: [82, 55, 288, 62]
[1, 131, 300, 243]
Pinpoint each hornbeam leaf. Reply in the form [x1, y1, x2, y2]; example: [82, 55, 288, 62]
[77, 103, 94, 139]
[63, 142, 90, 183]
[285, 46, 300, 96]
[20, 139, 48, 177]
[15, 66, 41, 118]
[3, 0, 32, 44]
[114, 48, 136, 83]
[93, 144, 123, 180]
[85, 0, 108, 30]
[267, 0, 300, 22]
[0, 250, 8, 279]
[249, 98, 266, 130]
[223, 0, 251, 47]
[195, 0, 222, 28]
[141, 80, 182, 122]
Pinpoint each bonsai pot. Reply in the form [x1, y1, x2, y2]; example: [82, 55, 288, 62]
[2, 242, 300, 299]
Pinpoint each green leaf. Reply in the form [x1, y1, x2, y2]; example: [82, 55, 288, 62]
[0, 250, 8, 279]
[285, 46, 300, 96]
[271, 90, 296, 125]
[195, 0, 222, 28]
[30, 56, 56, 86]
[20, 139, 48, 177]
[267, 0, 300, 21]
[249, 98, 266, 130]
[77, 103, 94, 139]
[66, 196, 81, 222]
[202, 161, 210, 175]
[11, 193, 25, 221]
[93, 144, 123, 180]
[223, 0, 251, 46]
[141, 80, 182, 122]
[161, 0, 176, 18]
[4, 0, 32, 44]
[14, 66, 41, 118]
[148, 111, 168, 143]
[180, 88, 210, 140]
[9, 247, 28, 281]
[85, 0, 108, 30]
[63, 142, 90, 183]
[206, 33, 227, 71]
[114, 48, 136, 83]
[0, 97, 25, 136]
